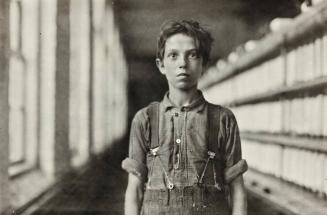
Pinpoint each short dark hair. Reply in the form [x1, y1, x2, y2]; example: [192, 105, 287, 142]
[156, 20, 214, 66]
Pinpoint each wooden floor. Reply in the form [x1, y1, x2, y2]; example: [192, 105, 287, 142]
[31, 142, 291, 215]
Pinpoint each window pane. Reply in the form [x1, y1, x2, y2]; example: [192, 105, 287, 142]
[9, 56, 25, 163]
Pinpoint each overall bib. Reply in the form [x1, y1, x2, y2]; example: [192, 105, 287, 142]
[141, 102, 231, 215]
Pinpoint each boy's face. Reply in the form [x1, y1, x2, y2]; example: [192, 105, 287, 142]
[156, 33, 204, 91]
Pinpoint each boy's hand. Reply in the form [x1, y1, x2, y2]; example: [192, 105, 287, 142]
[230, 176, 247, 215]
[125, 173, 144, 215]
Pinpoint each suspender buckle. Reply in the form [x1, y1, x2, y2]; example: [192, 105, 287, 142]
[208, 151, 216, 159]
[150, 147, 159, 156]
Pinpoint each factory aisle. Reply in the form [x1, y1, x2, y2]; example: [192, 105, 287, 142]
[31, 142, 128, 215]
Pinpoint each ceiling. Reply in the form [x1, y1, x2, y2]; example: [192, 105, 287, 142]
[115, 0, 302, 62]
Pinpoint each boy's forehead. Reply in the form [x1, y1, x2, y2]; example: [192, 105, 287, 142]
[165, 33, 199, 50]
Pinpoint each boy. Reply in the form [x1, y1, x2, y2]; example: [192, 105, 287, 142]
[122, 20, 247, 215]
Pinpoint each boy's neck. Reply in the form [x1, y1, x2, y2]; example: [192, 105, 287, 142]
[168, 87, 200, 107]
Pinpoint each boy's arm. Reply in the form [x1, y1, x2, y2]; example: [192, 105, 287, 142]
[125, 173, 144, 215]
[123, 109, 149, 215]
[222, 109, 247, 215]
[230, 175, 247, 215]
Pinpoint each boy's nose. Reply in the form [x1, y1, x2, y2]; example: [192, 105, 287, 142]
[178, 55, 187, 68]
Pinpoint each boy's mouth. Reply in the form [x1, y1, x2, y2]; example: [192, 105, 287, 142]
[177, 73, 189, 77]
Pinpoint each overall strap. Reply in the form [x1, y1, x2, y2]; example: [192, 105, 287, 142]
[147, 102, 160, 149]
[199, 103, 222, 188]
[207, 103, 224, 190]
[207, 103, 220, 155]
[147, 102, 174, 189]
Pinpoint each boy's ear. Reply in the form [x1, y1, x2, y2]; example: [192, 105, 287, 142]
[156, 58, 165, 75]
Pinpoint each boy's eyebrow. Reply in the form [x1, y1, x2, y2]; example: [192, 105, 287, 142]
[166, 48, 198, 53]
[187, 48, 198, 52]
[166, 49, 178, 53]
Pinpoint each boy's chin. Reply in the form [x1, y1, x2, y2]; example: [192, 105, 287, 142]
[172, 83, 197, 91]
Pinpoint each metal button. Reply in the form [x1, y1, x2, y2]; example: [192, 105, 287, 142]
[176, 138, 181, 144]
[174, 112, 179, 117]
[167, 182, 174, 190]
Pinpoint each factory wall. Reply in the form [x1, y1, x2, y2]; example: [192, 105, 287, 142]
[0, 0, 128, 213]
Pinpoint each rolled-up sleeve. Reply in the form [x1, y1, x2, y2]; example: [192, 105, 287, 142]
[223, 109, 242, 169]
[121, 109, 149, 181]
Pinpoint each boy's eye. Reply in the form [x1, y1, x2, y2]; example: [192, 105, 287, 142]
[188, 52, 199, 59]
[168, 53, 178, 60]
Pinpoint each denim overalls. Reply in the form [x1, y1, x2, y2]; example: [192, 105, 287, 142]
[141, 101, 231, 215]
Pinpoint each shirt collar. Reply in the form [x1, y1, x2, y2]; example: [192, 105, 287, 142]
[161, 90, 206, 113]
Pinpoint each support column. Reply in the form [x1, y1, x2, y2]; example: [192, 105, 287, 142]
[88, 0, 94, 156]
[0, 0, 10, 212]
[36, 0, 43, 167]
[54, 0, 71, 177]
